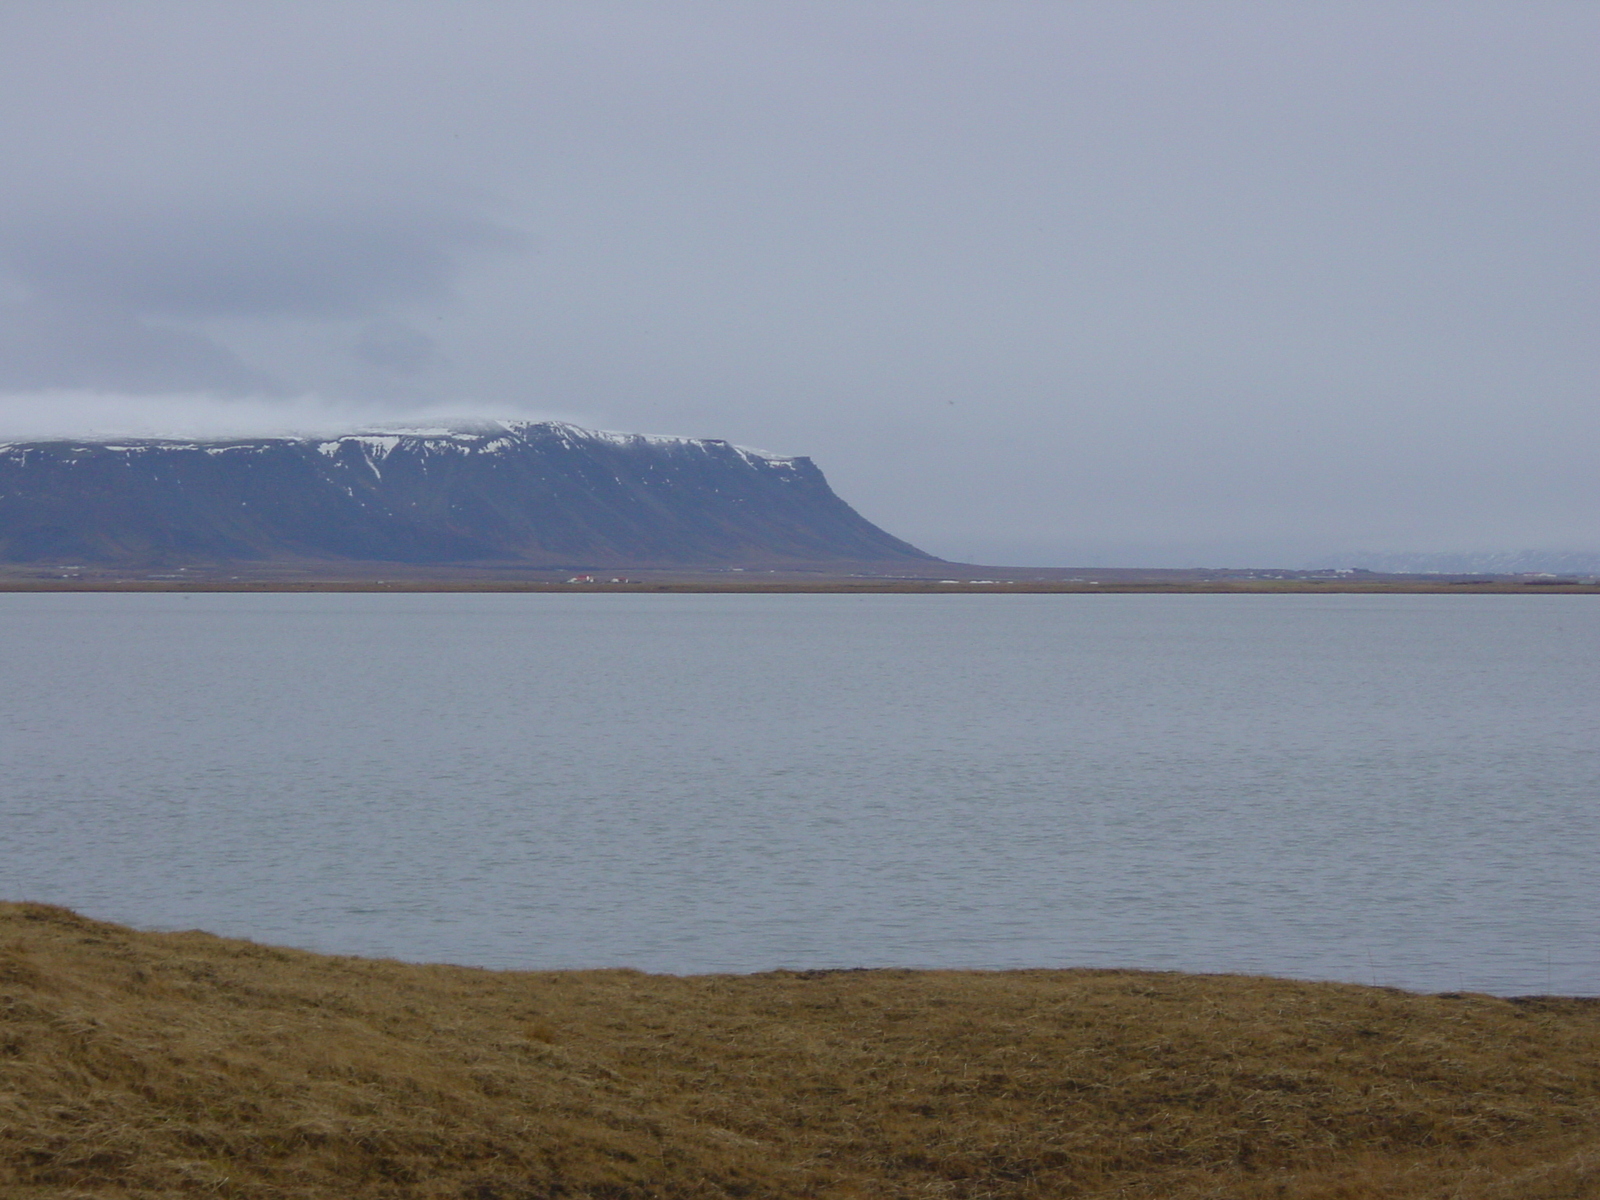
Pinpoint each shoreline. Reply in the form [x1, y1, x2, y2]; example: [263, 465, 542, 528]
[2, 557, 1596, 594]
[3, 577, 1599, 595]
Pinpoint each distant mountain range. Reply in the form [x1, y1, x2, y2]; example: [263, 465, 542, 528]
[1308, 550, 1600, 577]
[0, 421, 936, 566]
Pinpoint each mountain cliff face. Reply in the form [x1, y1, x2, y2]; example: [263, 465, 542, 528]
[0, 421, 935, 566]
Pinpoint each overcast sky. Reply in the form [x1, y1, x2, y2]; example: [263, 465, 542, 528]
[0, 1, 1594, 566]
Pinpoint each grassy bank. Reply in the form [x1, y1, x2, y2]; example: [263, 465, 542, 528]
[3, 903, 1598, 1199]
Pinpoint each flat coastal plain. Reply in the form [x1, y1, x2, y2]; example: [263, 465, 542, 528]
[2, 561, 1598, 593]
[5, 904, 1600, 1199]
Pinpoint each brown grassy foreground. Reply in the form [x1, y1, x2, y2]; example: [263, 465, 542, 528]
[4, 904, 1600, 1200]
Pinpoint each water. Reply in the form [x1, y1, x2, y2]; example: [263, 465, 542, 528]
[1, 592, 1595, 995]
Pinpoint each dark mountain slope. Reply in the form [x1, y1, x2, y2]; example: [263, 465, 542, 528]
[0, 421, 936, 565]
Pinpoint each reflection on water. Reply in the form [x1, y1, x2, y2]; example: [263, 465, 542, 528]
[1, 592, 1595, 994]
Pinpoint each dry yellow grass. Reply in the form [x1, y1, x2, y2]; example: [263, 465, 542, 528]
[3, 902, 1599, 1199]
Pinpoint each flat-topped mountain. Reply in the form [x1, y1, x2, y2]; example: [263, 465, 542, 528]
[0, 421, 935, 566]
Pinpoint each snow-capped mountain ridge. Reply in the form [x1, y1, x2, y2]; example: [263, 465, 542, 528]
[0, 421, 929, 566]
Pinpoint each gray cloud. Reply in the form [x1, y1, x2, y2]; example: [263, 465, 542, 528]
[0, 207, 515, 318]
[0, 298, 282, 395]
[0, 205, 514, 394]
[352, 319, 444, 377]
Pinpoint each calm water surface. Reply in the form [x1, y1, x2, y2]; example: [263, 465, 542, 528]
[1, 592, 1595, 994]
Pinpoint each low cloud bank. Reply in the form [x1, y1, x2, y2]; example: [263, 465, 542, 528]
[0, 391, 581, 444]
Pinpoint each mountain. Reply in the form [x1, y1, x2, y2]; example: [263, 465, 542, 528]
[0, 421, 936, 566]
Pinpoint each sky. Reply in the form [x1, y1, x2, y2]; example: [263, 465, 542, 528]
[0, 1, 1594, 568]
